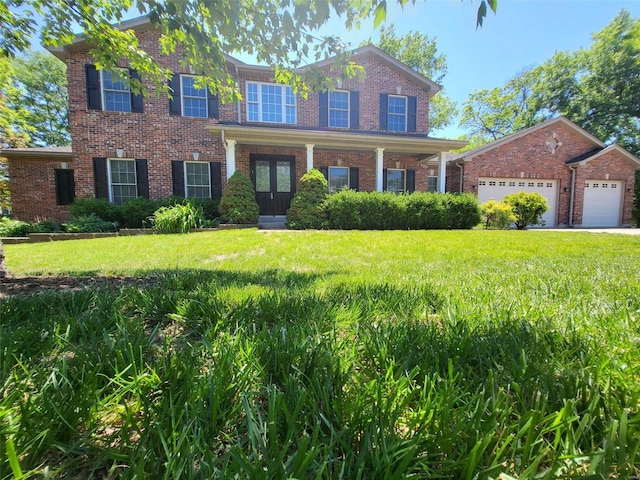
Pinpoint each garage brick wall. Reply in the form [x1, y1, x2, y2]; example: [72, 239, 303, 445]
[451, 122, 638, 226]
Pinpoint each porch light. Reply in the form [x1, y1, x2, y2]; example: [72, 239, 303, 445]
[336, 158, 342, 166]
[395, 161, 401, 169]
[192, 151, 200, 161]
[116, 148, 124, 158]
[429, 169, 434, 176]
[605, 173, 610, 180]
[520, 172, 525, 178]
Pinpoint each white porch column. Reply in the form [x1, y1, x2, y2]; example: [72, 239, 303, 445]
[224, 139, 237, 179]
[305, 144, 314, 172]
[437, 152, 447, 193]
[375, 147, 385, 192]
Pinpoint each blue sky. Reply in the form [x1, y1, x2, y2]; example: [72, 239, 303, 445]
[305, 0, 640, 138]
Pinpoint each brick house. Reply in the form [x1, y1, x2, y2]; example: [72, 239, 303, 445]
[1, 16, 466, 222]
[447, 116, 640, 227]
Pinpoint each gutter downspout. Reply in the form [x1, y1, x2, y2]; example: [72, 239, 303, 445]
[568, 165, 577, 227]
[456, 162, 464, 193]
[235, 65, 241, 124]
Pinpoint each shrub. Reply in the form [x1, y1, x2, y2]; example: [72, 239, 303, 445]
[481, 200, 516, 229]
[286, 169, 329, 229]
[219, 172, 259, 224]
[32, 219, 63, 233]
[186, 197, 220, 221]
[120, 197, 166, 228]
[65, 214, 118, 233]
[153, 203, 204, 234]
[503, 191, 549, 229]
[69, 198, 121, 223]
[0, 217, 33, 237]
[326, 191, 480, 230]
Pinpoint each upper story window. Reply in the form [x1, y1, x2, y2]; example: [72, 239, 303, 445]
[181, 75, 208, 118]
[168, 73, 219, 119]
[246, 82, 296, 124]
[329, 91, 350, 128]
[85, 65, 143, 113]
[379, 94, 416, 133]
[387, 95, 407, 132]
[102, 70, 131, 112]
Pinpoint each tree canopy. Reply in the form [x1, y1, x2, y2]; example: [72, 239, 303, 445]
[372, 24, 457, 133]
[1, 0, 497, 101]
[459, 9, 640, 157]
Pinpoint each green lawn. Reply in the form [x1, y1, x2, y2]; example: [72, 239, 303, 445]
[1, 230, 639, 478]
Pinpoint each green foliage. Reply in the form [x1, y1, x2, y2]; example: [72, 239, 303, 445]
[65, 214, 118, 233]
[219, 172, 259, 224]
[374, 24, 456, 132]
[0, 216, 32, 236]
[481, 200, 516, 229]
[153, 202, 204, 233]
[460, 10, 640, 157]
[286, 169, 329, 229]
[503, 191, 549, 230]
[119, 197, 167, 228]
[170, 196, 220, 220]
[32, 219, 63, 233]
[69, 197, 121, 223]
[326, 191, 481, 230]
[7, 51, 69, 146]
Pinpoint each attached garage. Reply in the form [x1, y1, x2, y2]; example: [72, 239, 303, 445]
[478, 177, 558, 227]
[581, 180, 623, 227]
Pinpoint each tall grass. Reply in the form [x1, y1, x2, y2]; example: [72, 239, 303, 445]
[1, 231, 639, 478]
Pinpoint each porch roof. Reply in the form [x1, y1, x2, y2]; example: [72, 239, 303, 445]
[206, 124, 466, 157]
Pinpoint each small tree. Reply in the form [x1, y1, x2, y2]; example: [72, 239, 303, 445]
[503, 191, 549, 230]
[286, 169, 329, 229]
[219, 171, 259, 224]
[481, 200, 516, 229]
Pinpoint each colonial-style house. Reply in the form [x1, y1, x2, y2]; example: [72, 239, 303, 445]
[2, 15, 465, 223]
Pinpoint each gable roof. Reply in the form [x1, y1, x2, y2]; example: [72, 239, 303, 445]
[451, 116, 606, 163]
[47, 16, 441, 93]
[567, 144, 640, 168]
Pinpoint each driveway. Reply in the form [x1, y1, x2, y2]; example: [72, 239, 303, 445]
[543, 228, 640, 236]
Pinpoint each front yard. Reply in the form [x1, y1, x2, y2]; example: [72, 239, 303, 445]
[1, 230, 639, 478]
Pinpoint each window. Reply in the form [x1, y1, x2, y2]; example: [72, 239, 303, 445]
[247, 82, 296, 124]
[509, 181, 516, 186]
[329, 91, 349, 128]
[328, 167, 349, 192]
[108, 159, 137, 204]
[181, 75, 207, 118]
[185, 162, 211, 198]
[387, 169, 406, 192]
[499, 181, 506, 186]
[102, 69, 131, 112]
[427, 176, 438, 192]
[387, 95, 407, 132]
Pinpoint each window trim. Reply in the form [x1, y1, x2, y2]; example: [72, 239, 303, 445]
[180, 74, 208, 118]
[387, 95, 408, 132]
[107, 158, 137, 204]
[246, 81, 297, 124]
[101, 68, 131, 113]
[386, 168, 406, 193]
[184, 161, 212, 199]
[328, 166, 350, 192]
[328, 90, 350, 128]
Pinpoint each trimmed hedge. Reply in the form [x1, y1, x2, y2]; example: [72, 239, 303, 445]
[326, 191, 481, 230]
[286, 169, 329, 229]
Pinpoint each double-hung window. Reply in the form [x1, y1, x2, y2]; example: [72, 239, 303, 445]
[328, 167, 349, 192]
[386, 169, 406, 193]
[181, 75, 208, 118]
[108, 159, 137, 204]
[329, 91, 349, 128]
[247, 82, 296, 124]
[427, 176, 438, 192]
[185, 161, 211, 199]
[387, 95, 407, 132]
[102, 69, 131, 113]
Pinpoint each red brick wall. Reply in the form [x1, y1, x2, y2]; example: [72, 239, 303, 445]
[450, 122, 638, 226]
[8, 156, 72, 222]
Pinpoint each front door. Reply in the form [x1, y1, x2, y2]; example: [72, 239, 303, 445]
[250, 154, 296, 215]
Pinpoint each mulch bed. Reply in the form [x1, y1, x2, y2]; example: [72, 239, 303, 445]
[0, 275, 157, 298]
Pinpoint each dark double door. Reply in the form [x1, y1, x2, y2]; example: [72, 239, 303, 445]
[250, 154, 296, 215]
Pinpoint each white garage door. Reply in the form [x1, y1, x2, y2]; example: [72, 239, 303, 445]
[478, 178, 558, 227]
[581, 180, 623, 227]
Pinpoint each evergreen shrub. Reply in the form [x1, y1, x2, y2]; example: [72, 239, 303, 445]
[286, 169, 329, 229]
[481, 200, 516, 229]
[503, 191, 549, 229]
[65, 214, 118, 233]
[119, 197, 167, 228]
[219, 172, 259, 224]
[69, 198, 121, 223]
